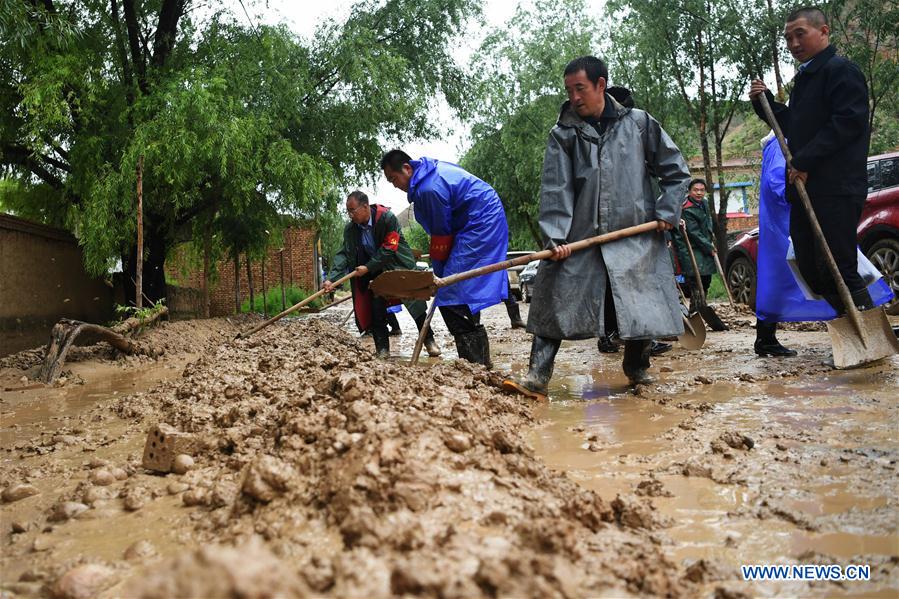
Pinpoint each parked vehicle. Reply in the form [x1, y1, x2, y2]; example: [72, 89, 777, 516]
[506, 251, 536, 301]
[726, 151, 899, 313]
[518, 260, 540, 303]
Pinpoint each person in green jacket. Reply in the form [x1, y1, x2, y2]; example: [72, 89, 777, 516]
[324, 191, 440, 359]
[671, 179, 717, 297]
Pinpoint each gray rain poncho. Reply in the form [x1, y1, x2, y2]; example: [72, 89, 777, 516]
[527, 94, 691, 340]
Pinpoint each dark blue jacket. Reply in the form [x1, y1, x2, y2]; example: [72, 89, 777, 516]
[752, 45, 870, 203]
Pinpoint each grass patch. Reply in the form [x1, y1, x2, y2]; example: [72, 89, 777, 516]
[241, 285, 323, 314]
[707, 274, 728, 300]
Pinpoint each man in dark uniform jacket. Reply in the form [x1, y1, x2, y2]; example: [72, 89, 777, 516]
[749, 6, 872, 313]
[324, 191, 440, 359]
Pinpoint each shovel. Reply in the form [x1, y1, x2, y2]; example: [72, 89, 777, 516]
[410, 300, 439, 365]
[370, 222, 660, 299]
[757, 92, 898, 368]
[675, 280, 706, 349]
[680, 222, 728, 332]
[235, 271, 359, 339]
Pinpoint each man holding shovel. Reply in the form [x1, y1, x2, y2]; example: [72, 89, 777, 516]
[380, 150, 508, 367]
[504, 56, 690, 396]
[749, 6, 872, 314]
[323, 191, 440, 359]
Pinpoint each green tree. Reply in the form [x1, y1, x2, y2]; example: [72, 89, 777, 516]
[460, 0, 598, 249]
[607, 0, 776, 257]
[1, 0, 481, 304]
[825, 0, 899, 153]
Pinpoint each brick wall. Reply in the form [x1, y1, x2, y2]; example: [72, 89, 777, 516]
[167, 226, 319, 317]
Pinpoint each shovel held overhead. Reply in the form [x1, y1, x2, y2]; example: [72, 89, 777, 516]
[756, 91, 898, 368]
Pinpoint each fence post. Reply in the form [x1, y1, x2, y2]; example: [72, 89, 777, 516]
[279, 249, 286, 311]
[135, 155, 143, 308]
[261, 255, 267, 317]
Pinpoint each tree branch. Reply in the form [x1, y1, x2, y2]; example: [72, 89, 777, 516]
[122, 0, 148, 94]
[151, 0, 186, 68]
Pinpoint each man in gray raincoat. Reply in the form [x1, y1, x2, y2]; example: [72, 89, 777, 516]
[503, 56, 690, 396]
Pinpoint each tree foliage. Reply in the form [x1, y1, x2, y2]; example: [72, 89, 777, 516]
[460, 0, 598, 249]
[1, 0, 481, 303]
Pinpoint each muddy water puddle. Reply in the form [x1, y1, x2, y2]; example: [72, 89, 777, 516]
[509, 321, 898, 591]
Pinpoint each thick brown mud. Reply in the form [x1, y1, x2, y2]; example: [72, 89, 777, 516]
[1, 304, 896, 597]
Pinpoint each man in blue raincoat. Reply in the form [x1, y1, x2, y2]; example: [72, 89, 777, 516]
[381, 150, 509, 366]
[755, 132, 892, 355]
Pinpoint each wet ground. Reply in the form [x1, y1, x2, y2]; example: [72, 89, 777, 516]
[1, 303, 897, 597]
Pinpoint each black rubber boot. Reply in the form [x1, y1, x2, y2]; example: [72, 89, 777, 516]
[597, 333, 620, 353]
[412, 312, 441, 357]
[454, 327, 492, 368]
[502, 336, 561, 400]
[754, 321, 797, 357]
[622, 340, 653, 385]
[506, 301, 526, 329]
[372, 327, 390, 359]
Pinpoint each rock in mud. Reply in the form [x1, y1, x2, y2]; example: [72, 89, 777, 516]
[89, 469, 115, 486]
[167, 482, 189, 495]
[711, 431, 754, 453]
[611, 494, 659, 529]
[172, 454, 194, 475]
[241, 455, 294, 503]
[635, 478, 672, 498]
[82, 486, 114, 505]
[124, 487, 150, 511]
[444, 433, 472, 453]
[682, 460, 713, 478]
[49, 501, 89, 521]
[110, 467, 128, 480]
[124, 540, 157, 561]
[2, 483, 40, 503]
[52, 563, 114, 599]
[182, 488, 208, 507]
[11, 520, 30, 533]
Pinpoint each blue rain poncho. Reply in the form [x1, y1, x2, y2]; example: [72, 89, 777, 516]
[756, 136, 891, 321]
[407, 157, 509, 313]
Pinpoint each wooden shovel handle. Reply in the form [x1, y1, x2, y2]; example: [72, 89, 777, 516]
[679, 221, 707, 305]
[756, 92, 863, 334]
[435, 221, 660, 289]
[236, 270, 358, 339]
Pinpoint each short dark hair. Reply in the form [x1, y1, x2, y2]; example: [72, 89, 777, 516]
[347, 190, 369, 206]
[380, 149, 412, 173]
[563, 56, 608, 86]
[786, 6, 827, 27]
[689, 178, 707, 190]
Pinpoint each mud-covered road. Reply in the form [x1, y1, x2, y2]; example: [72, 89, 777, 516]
[1, 303, 897, 598]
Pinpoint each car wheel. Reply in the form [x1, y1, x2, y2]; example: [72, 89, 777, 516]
[727, 255, 757, 309]
[866, 238, 899, 315]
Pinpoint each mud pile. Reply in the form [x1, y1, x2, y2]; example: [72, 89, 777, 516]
[113, 319, 689, 597]
[0, 317, 244, 373]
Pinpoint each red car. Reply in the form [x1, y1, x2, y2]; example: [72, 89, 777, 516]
[726, 151, 899, 313]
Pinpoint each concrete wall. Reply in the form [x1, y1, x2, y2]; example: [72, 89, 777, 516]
[1, 214, 115, 356]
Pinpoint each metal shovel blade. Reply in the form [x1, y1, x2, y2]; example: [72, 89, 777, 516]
[826, 306, 899, 368]
[369, 270, 436, 300]
[678, 312, 706, 350]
